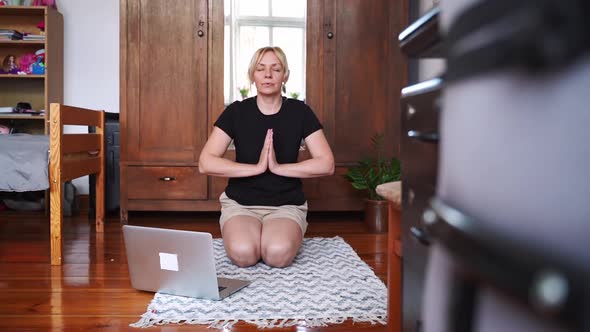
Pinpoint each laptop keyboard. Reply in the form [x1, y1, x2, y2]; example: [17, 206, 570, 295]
[218, 286, 227, 292]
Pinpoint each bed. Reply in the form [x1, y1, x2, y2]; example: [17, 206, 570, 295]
[0, 134, 50, 192]
[0, 103, 105, 265]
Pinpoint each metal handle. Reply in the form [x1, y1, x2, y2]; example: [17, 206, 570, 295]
[410, 226, 431, 246]
[159, 176, 176, 182]
[197, 18, 205, 38]
[407, 130, 439, 143]
[327, 31, 334, 39]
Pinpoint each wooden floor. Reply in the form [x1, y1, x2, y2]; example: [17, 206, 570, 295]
[0, 210, 390, 331]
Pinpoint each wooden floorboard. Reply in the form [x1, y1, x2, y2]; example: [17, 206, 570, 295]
[0, 210, 390, 331]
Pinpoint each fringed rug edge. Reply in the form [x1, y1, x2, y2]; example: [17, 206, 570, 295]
[130, 315, 387, 329]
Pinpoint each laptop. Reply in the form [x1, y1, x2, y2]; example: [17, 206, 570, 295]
[122, 225, 250, 300]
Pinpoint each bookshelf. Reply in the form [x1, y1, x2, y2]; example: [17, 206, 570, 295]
[0, 5, 63, 134]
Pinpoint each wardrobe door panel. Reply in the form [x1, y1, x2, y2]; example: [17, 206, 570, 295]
[126, 0, 208, 163]
[305, 0, 406, 210]
[332, 0, 393, 163]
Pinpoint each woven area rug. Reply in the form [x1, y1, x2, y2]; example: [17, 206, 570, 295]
[131, 236, 387, 329]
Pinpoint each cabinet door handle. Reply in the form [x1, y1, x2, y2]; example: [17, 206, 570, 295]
[407, 130, 439, 143]
[159, 176, 176, 182]
[327, 31, 334, 39]
[410, 226, 431, 246]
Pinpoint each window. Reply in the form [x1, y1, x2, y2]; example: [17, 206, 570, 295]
[224, 0, 306, 104]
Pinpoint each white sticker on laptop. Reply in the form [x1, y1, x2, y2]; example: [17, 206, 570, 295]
[159, 252, 179, 271]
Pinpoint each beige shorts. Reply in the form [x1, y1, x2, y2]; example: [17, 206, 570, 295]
[219, 192, 308, 235]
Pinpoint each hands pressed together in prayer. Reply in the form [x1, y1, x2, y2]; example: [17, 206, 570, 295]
[256, 129, 282, 175]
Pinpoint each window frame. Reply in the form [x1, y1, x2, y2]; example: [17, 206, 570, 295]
[225, 0, 306, 103]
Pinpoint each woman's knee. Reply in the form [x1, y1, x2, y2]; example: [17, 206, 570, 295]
[221, 216, 262, 267]
[225, 241, 260, 267]
[261, 241, 299, 268]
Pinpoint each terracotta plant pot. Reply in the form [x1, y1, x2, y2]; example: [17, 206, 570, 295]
[364, 199, 389, 233]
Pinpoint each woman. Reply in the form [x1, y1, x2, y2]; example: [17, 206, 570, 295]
[199, 46, 334, 268]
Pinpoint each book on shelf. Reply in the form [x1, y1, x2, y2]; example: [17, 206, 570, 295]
[0, 29, 24, 40]
[23, 34, 45, 41]
[0, 106, 44, 116]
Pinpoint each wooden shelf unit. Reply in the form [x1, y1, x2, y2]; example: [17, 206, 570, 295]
[0, 40, 46, 46]
[0, 5, 46, 15]
[0, 74, 45, 78]
[0, 114, 45, 120]
[0, 5, 63, 134]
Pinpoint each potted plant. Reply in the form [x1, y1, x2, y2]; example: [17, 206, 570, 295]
[345, 133, 401, 232]
[238, 86, 249, 100]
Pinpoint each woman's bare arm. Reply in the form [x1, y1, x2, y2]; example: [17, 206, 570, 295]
[199, 127, 272, 177]
[268, 129, 335, 178]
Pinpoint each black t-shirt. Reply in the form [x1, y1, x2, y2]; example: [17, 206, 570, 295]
[214, 96, 323, 206]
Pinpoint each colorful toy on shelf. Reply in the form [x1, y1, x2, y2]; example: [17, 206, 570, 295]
[1, 54, 19, 74]
[31, 57, 45, 74]
[31, 49, 45, 74]
[33, 0, 57, 8]
[17, 53, 35, 74]
[14, 49, 45, 75]
[35, 49, 45, 61]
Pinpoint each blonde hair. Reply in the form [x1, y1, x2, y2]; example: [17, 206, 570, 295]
[247, 46, 290, 84]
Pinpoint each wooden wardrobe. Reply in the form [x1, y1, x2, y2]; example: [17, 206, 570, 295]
[119, 0, 407, 220]
[119, 0, 219, 222]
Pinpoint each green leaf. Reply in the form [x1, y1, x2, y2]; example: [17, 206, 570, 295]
[351, 183, 369, 190]
[344, 133, 402, 198]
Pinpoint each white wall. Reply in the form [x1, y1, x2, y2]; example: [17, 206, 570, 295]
[58, 0, 119, 194]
